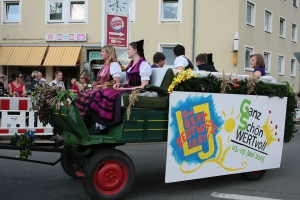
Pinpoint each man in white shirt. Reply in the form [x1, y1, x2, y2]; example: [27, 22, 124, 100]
[173, 44, 194, 70]
[49, 71, 65, 89]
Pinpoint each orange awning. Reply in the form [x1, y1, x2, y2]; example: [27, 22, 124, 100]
[43, 46, 81, 66]
[0, 47, 14, 65]
[0, 46, 47, 66]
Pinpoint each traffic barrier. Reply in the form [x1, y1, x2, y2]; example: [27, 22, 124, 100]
[0, 97, 53, 136]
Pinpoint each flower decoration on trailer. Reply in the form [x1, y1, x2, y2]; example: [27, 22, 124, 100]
[31, 84, 77, 126]
[168, 69, 196, 93]
[10, 130, 36, 160]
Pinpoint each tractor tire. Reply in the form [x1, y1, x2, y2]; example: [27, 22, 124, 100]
[83, 149, 135, 200]
[241, 170, 267, 181]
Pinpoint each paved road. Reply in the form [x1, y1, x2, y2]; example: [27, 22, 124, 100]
[0, 130, 299, 200]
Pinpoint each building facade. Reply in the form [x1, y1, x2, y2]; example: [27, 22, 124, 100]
[0, 0, 299, 92]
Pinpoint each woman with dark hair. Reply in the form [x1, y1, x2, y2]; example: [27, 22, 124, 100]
[250, 54, 266, 78]
[89, 40, 152, 134]
[8, 71, 27, 97]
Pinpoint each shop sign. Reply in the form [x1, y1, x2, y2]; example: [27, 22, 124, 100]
[45, 33, 87, 41]
[89, 51, 102, 61]
[106, 14, 128, 48]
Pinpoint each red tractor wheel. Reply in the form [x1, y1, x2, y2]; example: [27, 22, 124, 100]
[241, 170, 267, 181]
[83, 149, 135, 200]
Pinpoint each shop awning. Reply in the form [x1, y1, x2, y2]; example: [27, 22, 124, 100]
[0, 46, 47, 66]
[43, 46, 81, 66]
[0, 47, 14, 65]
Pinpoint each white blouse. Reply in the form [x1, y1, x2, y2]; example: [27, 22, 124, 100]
[110, 62, 122, 78]
[139, 61, 152, 81]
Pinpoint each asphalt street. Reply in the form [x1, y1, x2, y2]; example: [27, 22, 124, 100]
[0, 129, 299, 200]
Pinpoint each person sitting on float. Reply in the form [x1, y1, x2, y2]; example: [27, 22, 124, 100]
[76, 45, 122, 121]
[89, 39, 152, 135]
[250, 54, 266, 78]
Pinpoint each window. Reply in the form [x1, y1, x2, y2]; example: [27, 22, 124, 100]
[159, 44, 177, 67]
[246, 1, 255, 26]
[264, 10, 272, 33]
[264, 51, 271, 73]
[245, 46, 254, 70]
[46, 0, 87, 23]
[292, 23, 298, 42]
[278, 55, 285, 75]
[2, 1, 20, 23]
[48, 1, 63, 22]
[291, 58, 296, 76]
[293, 0, 298, 8]
[160, 0, 182, 22]
[70, 1, 85, 21]
[279, 17, 286, 38]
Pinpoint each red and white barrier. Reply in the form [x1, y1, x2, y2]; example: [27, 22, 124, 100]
[0, 97, 53, 136]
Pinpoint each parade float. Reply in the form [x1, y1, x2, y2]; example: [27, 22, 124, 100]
[0, 67, 297, 200]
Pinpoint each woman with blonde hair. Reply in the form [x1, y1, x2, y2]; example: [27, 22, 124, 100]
[76, 45, 122, 122]
[90, 39, 152, 134]
[30, 71, 42, 92]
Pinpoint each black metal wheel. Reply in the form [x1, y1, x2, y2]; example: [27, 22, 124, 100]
[61, 151, 82, 179]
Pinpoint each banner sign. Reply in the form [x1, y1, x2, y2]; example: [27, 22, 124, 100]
[165, 92, 287, 183]
[106, 14, 128, 48]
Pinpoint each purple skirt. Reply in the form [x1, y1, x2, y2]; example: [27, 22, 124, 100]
[90, 88, 131, 126]
[75, 89, 100, 119]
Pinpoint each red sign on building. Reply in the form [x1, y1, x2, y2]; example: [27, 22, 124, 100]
[106, 14, 128, 48]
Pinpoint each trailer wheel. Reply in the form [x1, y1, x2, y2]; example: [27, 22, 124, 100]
[61, 152, 81, 179]
[241, 170, 267, 181]
[83, 149, 135, 200]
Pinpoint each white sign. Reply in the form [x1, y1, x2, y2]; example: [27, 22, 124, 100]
[165, 92, 287, 183]
[45, 33, 87, 41]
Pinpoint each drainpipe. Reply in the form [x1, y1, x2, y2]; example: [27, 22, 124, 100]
[192, 0, 196, 65]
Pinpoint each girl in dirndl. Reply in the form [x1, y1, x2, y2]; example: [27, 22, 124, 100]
[89, 40, 152, 135]
[75, 45, 122, 121]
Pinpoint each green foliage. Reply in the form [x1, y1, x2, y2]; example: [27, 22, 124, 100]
[31, 84, 77, 126]
[10, 130, 35, 160]
[173, 76, 297, 143]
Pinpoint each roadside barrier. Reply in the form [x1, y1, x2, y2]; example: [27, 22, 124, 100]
[0, 97, 52, 136]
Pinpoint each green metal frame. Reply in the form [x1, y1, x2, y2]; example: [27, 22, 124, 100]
[50, 102, 169, 147]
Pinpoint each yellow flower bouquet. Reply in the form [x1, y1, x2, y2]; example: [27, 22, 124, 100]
[168, 69, 196, 93]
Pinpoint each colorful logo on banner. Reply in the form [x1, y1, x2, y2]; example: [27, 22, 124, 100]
[169, 95, 280, 174]
[110, 16, 124, 32]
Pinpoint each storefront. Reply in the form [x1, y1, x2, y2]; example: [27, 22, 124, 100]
[88, 50, 103, 83]
[0, 46, 81, 93]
